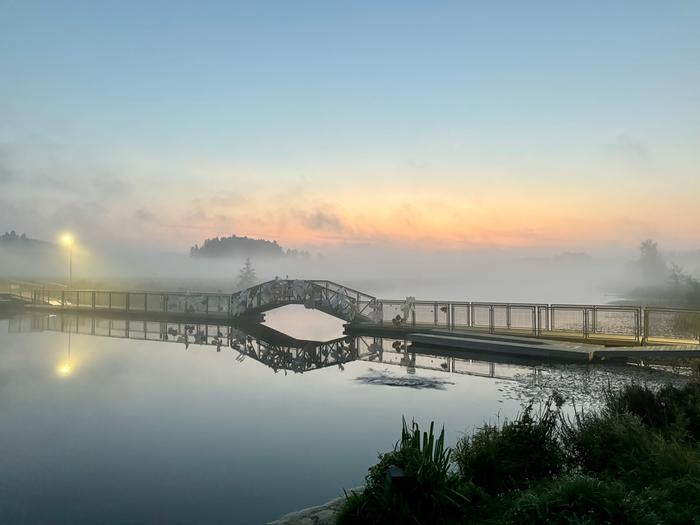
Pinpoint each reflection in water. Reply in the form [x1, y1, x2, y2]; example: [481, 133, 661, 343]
[356, 369, 455, 390]
[7, 313, 531, 381]
[56, 331, 73, 377]
[7, 313, 697, 403]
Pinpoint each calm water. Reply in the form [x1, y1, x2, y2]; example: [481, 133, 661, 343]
[0, 310, 691, 524]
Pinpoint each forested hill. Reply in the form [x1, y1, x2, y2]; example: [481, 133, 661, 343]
[189, 235, 310, 259]
[0, 231, 54, 251]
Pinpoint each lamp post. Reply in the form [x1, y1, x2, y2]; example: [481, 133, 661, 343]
[60, 233, 74, 288]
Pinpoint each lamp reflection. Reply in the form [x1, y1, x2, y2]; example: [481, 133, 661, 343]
[56, 332, 73, 377]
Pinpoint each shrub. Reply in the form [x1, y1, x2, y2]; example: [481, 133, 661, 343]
[604, 383, 700, 441]
[638, 476, 700, 525]
[502, 475, 656, 525]
[561, 410, 654, 481]
[454, 397, 565, 494]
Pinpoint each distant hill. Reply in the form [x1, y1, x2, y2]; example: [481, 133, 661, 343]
[0, 231, 54, 251]
[189, 235, 310, 259]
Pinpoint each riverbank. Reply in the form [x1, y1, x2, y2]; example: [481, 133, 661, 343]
[334, 381, 700, 524]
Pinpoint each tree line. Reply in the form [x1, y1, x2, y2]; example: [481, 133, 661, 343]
[189, 234, 310, 259]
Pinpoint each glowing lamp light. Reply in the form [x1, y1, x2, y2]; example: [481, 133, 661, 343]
[57, 362, 73, 377]
[60, 233, 74, 247]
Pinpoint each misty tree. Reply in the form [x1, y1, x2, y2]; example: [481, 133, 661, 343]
[236, 258, 257, 290]
[639, 239, 667, 284]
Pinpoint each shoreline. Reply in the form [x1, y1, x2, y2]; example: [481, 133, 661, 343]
[267, 488, 361, 525]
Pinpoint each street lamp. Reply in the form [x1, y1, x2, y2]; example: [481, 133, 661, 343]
[60, 233, 74, 288]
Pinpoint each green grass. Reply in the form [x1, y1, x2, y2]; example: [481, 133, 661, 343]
[337, 383, 700, 525]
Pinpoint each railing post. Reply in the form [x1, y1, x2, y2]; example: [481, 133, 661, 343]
[642, 307, 649, 345]
[489, 305, 494, 334]
[434, 302, 438, 326]
[506, 304, 511, 330]
[592, 306, 598, 334]
[550, 306, 555, 333]
[126, 292, 130, 312]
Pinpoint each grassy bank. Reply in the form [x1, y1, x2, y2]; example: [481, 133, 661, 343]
[337, 382, 700, 525]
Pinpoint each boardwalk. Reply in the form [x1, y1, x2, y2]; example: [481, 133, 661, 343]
[5, 279, 700, 347]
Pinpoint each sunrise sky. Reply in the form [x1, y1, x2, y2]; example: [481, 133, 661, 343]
[1, 1, 699, 252]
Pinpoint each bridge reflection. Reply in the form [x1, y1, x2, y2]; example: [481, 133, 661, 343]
[7, 313, 536, 381]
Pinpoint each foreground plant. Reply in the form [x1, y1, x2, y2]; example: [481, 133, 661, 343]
[454, 395, 565, 494]
[337, 382, 700, 525]
[337, 419, 481, 525]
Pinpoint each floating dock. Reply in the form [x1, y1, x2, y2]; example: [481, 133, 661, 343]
[405, 330, 700, 362]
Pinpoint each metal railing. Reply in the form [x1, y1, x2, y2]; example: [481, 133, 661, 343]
[229, 279, 377, 322]
[6, 284, 700, 346]
[24, 288, 234, 316]
[370, 299, 700, 346]
[12, 280, 379, 323]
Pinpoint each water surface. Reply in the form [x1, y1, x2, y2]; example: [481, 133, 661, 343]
[0, 312, 691, 524]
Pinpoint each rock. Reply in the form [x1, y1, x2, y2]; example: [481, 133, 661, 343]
[267, 488, 362, 525]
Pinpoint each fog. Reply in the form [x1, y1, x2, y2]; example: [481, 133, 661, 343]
[4, 237, 697, 305]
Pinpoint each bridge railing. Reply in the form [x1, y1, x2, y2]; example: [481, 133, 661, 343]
[229, 279, 378, 322]
[644, 307, 700, 345]
[17, 282, 379, 323]
[370, 300, 700, 345]
[10, 285, 700, 346]
[25, 289, 235, 316]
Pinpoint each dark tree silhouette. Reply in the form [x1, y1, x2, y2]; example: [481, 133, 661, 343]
[189, 234, 310, 259]
[236, 258, 257, 290]
[639, 239, 667, 284]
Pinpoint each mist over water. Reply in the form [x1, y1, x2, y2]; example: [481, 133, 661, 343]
[1, 240, 649, 305]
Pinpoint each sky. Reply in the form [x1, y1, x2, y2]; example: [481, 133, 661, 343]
[1, 1, 699, 253]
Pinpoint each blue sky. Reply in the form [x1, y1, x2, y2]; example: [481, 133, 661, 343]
[1, 1, 699, 250]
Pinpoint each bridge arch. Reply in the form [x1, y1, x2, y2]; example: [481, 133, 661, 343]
[230, 279, 381, 323]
